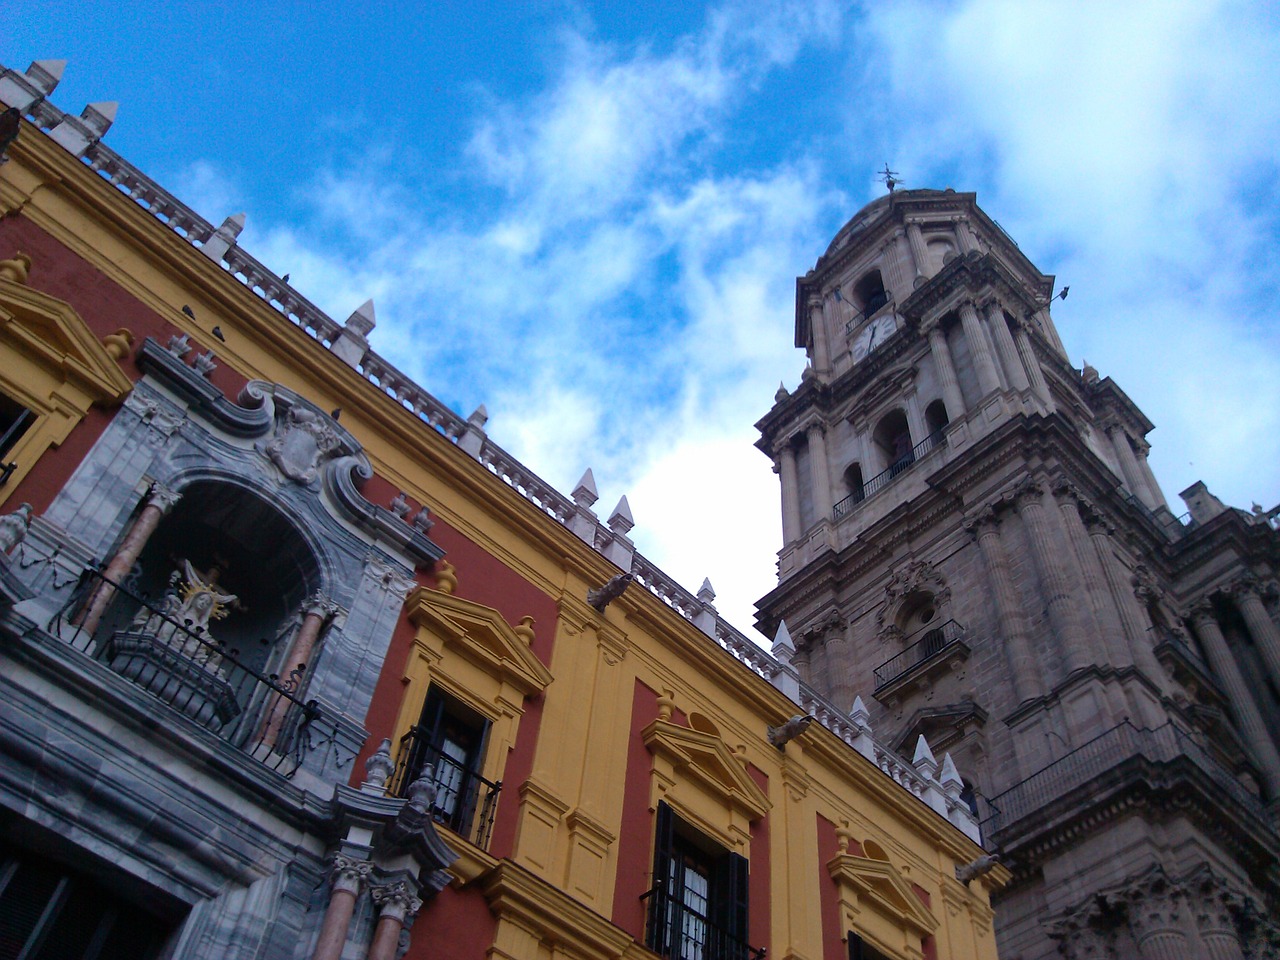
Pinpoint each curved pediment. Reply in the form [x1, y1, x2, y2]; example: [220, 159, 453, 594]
[828, 852, 938, 935]
[405, 587, 552, 697]
[642, 719, 770, 823]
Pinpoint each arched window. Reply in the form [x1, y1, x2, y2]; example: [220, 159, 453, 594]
[843, 463, 865, 504]
[853, 270, 889, 319]
[872, 410, 913, 475]
[924, 399, 949, 437]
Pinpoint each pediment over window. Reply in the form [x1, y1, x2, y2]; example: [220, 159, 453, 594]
[405, 587, 552, 697]
[828, 853, 938, 936]
[0, 274, 133, 404]
[642, 718, 771, 824]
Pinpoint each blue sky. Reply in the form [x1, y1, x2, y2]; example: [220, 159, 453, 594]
[7, 1, 1280, 636]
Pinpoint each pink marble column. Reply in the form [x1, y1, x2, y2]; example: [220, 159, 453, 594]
[77, 483, 182, 635]
[260, 593, 338, 748]
[312, 855, 371, 960]
[367, 881, 422, 960]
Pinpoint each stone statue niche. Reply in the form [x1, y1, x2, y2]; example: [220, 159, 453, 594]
[104, 558, 244, 730]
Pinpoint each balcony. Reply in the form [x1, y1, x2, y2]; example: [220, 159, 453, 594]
[48, 566, 341, 778]
[391, 726, 502, 849]
[982, 721, 1267, 841]
[872, 620, 969, 700]
[843, 295, 894, 336]
[642, 883, 765, 960]
[833, 430, 947, 521]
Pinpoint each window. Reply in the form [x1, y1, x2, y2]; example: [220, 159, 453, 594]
[395, 685, 498, 844]
[646, 802, 755, 960]
[848, 933, 893, 960]
[0, 393, 34, 486]
[0, 844, 176, 960]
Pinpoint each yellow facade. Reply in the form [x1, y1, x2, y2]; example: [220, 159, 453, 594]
[0, 100, 1008, 960]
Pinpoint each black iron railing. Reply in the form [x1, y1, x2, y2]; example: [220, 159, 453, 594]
[391, 726, 501, 849]
[982, 720, 1266, 835]
[642, 884, 765, 960]
[50, 566, 336, 777]
[833, 429, 947, 521]
[843, 295, 894, 335]
[873, 620, 966, 690]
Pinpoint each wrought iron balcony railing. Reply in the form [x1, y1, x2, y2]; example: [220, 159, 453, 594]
[48, 566, 338, 777]
[391, 726, 501, 849]
[982, 720, 1266, 837]
[844, 295, 894, 335]
[873, 620, 967, 691]
[833, 429, 947, 521]
[642, 883, 765, 960]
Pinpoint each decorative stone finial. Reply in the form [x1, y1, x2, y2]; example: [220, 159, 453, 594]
[775, 382, 789, 402]
[0, 503, 33, 553]
[434, 559, 457, 595]
[363, 738, 396, 792]
[514, 615, 536, 646]
[26, 59, 67, 95]
[390, 491, 410, 518]
[771, 620, 795, 663]
[0, 252, 31, 284]
[102, 328, 134, 361]
[406, 772, 437, 811]
[939, 752, 963, 795]
[167, 333, 191, 358]
[467, 404, 489, 429]
[849, 695, 871, 727]
[656, 688, 676, 721]
[572, 468, 599, 508]
[345, 298, 376, 337]
[697, 578, 716, 604]
[607, 495, 634, 535]
[913, 735, 938, 776]
[192, 350, 218, 378]
[412, 506, 434, 533]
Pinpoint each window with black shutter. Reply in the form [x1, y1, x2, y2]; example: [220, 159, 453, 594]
[0, 393, 33, 487]
[645, 801, 754, 960]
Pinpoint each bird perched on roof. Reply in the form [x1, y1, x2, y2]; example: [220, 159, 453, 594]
[181, 304, 195, 319]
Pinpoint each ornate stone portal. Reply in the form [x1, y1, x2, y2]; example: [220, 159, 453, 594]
[104, 559, 243, 730]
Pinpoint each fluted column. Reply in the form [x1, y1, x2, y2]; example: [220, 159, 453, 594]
[1109, 426, 1153, 507]
[779, 444, 801, 544]
[968, 507, 1039, 703]
[1016, 480, 1085, 677]
[983, 301, 1030, 392]
[1127, 878, 1193, 960]
[883, 231, 912, 293]
[1083, 511, 1150, 670]
[1190, 603, 1280, 797]
[807, 422, 834, 522]
[1013, 324, 1053, 406]
[1194, 893, 1245, 960]
[260, 594, 339, 748]
[1054, 484, 1118, 671]
[1230, 580, 1280, 694]
[807, 293, 830, 377]
[927, 326, 965, 419]
[367, 881, 423, 960]
[905, 221, 931, 283]
[312, 855, 372, 960]
[77, 483, 182, 636]
[954, 217, 980, 254]
[904, 391, 927, 447]
[1133, 438, 1168, 510]
[958, 301, 1001, 396]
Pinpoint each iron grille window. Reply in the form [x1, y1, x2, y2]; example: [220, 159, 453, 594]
[644, 802, 759, 960]
[0, 845, 174, 960]
[0, 393, 33, 487]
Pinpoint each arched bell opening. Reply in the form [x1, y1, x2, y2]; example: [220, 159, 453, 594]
[853, 269, 889, 318]
[924, 398, 949, 437]
[871, 409, 913, 476]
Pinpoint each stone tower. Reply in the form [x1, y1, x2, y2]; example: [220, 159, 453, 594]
[755, 188, 1280, 958]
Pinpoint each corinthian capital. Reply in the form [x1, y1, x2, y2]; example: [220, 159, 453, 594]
[330, 853, 373, 895]
[146, 482, 183, 514]
[370, 880, 423, 923]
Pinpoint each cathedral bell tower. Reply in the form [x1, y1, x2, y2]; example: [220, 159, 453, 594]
[756, 188, 1280, 958]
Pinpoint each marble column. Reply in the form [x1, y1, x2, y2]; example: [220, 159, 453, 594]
[927, 326, 965, 420]
[983, 301, 1030, 392]
[779, 444, 802, 544]
[1013, 324, 1053, 407]
[807, 422, 834, 522]
[969, 507, 1039, 703]
[77, 483, 182, 636]
[312, 854, 371, 960]
[1016, 480, 1085, 679]
[905, 221, 931, 284]
[958, 301, 1001, 396]
[1229, 580, 1280, 694]
[260, 593, 339, 748]
[367, 881, 423, 960]
[1190, 603, 1280, 796]
[808, 294, 830, 378]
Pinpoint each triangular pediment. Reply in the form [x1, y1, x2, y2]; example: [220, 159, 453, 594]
[890, 700, 987, 754]
[0, 276, 133, 403]
[828, 853, 938, 935]
[405, 587, 553, 696]
[642, 719, 771, 821]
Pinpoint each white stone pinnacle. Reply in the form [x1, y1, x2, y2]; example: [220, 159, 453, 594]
[607, 495, 633, 534]
[572, 468, 598, 508]
[939, 752, 963, 792]
[82, 101, 117, 134]
[697, 578, 716, 604]
[849, 695, 870, 726]
[772, 619, 795, 657]
[346, 299, 376, 336]
[29, 60, 67, 93]
[913, 734, 937, 768]
[467, 404, 488, 429]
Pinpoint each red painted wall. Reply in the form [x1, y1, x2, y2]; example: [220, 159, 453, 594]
[817, 813, 844, 960]
[403, 882, 496, 960]
[612, 679, 659, 940]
